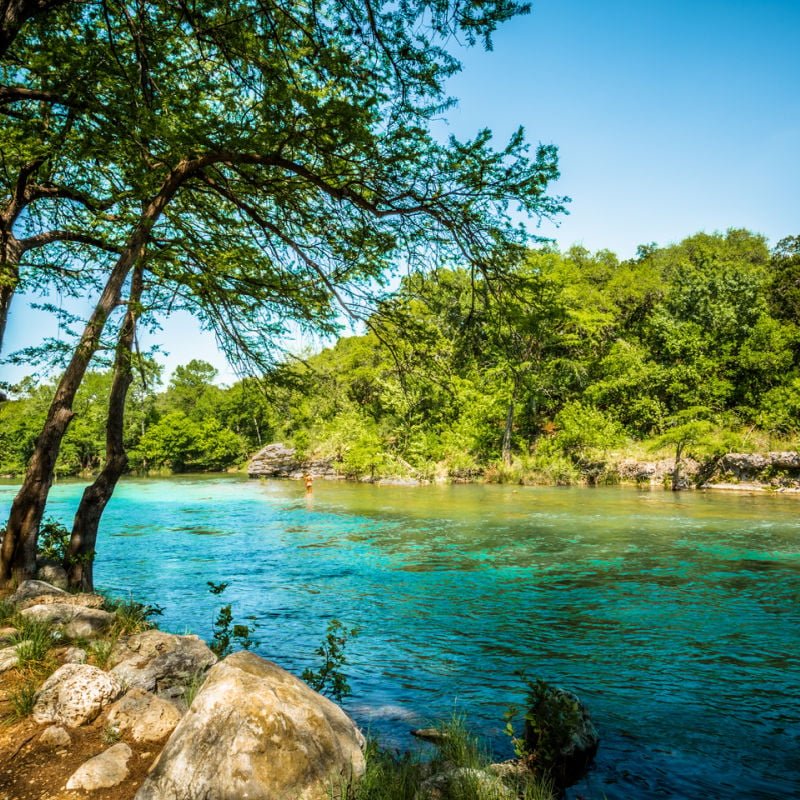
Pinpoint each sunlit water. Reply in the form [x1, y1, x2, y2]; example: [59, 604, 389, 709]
[2, 477, 799, 799]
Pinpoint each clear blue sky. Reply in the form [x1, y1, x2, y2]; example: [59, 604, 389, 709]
[3, 0, 799, 385]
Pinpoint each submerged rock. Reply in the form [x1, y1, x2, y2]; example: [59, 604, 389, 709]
[66, 743, 133, 791]
[135, 650, 365, 800]
[33, 663, 123, 727]
[110, 630, 217, 698]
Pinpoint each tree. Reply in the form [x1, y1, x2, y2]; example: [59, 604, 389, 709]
[2, 0, 564, 583]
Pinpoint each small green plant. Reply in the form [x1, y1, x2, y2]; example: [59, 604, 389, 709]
[10, 616, 57, 672]
[37, 517, 70, 562]
[434, 713, 484, 770]
[105, 595, 164, 636]
[302, 619, 358, 703]
[102, 724, 122, 744]
[8, 679, 38, 719]
[207, 582, 257, 658]
[506, 677, 585, 782]
[89, 639, 115, 670]
[182, 669, 207, 708]
[0, 597, 15, 625]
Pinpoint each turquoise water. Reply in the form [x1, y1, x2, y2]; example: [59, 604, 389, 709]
[2, 476, 799, 798]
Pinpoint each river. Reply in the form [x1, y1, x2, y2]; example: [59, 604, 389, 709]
[1, 476, 799, 798]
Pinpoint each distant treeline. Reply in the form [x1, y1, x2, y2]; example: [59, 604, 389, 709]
[2, 229, 799, 483]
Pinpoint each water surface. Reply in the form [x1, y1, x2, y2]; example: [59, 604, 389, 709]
[2, 477, 799, 799]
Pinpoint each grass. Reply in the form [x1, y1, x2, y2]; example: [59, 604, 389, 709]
[182, 669, 207, 708]
[103, 595, 163, 636]
[0, 598, 15, 626]
[9, 616, 58, 673]
[338, 716, 555, 800]
[8, 679, 38, 720]
[88, 638, 115, 669]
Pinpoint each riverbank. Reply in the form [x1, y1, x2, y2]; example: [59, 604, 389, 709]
[247, 442, 800, 493]
[0, 580, 572, 800]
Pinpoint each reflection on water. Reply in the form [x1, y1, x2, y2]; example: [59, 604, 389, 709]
[1, 476, 799, 799]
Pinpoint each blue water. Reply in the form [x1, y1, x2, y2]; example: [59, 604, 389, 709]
[2, 476, 799, 799]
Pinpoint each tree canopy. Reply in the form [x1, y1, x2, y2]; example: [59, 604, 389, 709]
[1, 0, 565, 583]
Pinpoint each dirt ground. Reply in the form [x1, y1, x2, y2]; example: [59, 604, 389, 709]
[0, 656, 165, 800]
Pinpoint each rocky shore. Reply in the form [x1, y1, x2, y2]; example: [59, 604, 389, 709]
[248, 443, 800, 492]
[0, 579, 597, 800]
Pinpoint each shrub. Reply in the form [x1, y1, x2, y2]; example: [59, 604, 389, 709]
[302, 619, 358, 703]
[37, 517, 70, 563]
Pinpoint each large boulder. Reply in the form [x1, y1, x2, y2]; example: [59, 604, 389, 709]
[135, 651, 366, 800]
[107, 688, 183, 743]
[19, 602, 114, 638]
[66, 743, 133, 791]
[10, 579, 67, 604]
[247, 442, 337, 480]
[32, 663, 123, 727]
[110, 630, 217, 698]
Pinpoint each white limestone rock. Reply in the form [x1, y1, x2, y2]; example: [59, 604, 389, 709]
[32, 663, 123, 727]
[134, 651, 365, 800]
[66, 743, 133, 791]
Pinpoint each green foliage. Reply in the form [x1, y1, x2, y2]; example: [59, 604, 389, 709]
[8, 679, 38, 720]
[104, 596, 164, 636]
[302, 619, 359, 703]
[0, 597, 14, 625]
[207, 582, 256, 658]
[505, 678, 583, 781]
[11, 617, 56, 670]
[89, 639, 115, 670]
[182, 670, 207, 708]
[37, 517, 70, 563]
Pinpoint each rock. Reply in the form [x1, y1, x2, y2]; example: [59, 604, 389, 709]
[0, 627, 16, 646]
[62, 646, 88, 664]
[0, 642, 27, 673]
[523, 685, 599, 789]
[410, 727, 449, 743]
[135, 651, 365, 800]
[110, 630, 217, 698]
[417, 768, 513, 800]
[36, 562, 69, 590]
[10, 579, 67, 604]
[66, 743, 133, 791]
[247, 442, 338, 480]
[32, 663, 123, 727]
[18, 592, 106, 611]
[39, 725, 72, 748]
[20, 603, 114, 638]
[107, 688, 183, 743]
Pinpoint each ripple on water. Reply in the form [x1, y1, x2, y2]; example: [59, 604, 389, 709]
[1, 478, 799, 799]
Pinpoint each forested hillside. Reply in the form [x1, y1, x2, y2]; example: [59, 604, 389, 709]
[3, 229, 799, 484]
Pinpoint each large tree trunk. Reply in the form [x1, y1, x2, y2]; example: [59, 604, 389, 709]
[67, 263, 143, 591]
[0, 159, 197, 585]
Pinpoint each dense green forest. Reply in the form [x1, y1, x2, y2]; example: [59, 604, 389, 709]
[2, 229, 799, 484]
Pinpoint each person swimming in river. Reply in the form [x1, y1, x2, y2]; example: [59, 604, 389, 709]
[303, 472, 313, 492]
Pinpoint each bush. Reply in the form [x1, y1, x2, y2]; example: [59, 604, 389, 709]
[37, 517, 70, 563]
